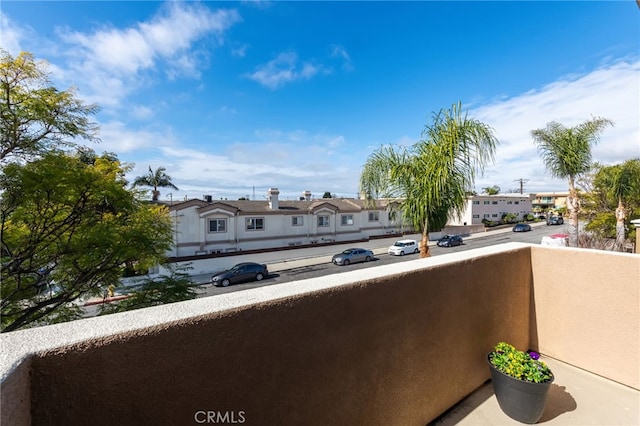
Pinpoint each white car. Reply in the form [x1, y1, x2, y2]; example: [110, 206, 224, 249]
[388, 239, 419, 256]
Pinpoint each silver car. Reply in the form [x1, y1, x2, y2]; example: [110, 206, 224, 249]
[331, 248, 374, 266]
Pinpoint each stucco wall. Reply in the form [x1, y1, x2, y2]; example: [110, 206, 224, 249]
[3, 245, 533, 426]
[530, 246, 640, 390]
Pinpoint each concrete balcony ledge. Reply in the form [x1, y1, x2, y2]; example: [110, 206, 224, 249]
[1, 242, 638, 425]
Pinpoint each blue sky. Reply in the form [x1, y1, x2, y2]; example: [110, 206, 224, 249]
[2, 1, 639, 201]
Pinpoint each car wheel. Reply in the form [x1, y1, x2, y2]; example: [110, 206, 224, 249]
[255, 273, 264, 281]
[221, 279, 231, 287]
[365, 256, 372, 262]
[400, 251, 405, 256]
[343, 259, 350, 265]
[414, 248, 419, 254]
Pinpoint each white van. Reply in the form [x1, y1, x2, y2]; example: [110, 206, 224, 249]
[388, 239, 419, 256]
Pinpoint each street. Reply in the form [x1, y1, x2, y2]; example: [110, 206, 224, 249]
[84, 221, 560, 316]
[193, 222, 556, 298]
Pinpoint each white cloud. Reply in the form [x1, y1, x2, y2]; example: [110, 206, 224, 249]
[471, 58, 640, 193]
[0, 12, 27, 54]
[231, 44, 248, 57]
[55, 4, 240, 105]
[97, 121, 177, 153]
[330, 44, 353, 71]
[247, 51, 323, 89]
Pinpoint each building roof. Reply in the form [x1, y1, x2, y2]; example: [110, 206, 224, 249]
[167, 197, 395, 215]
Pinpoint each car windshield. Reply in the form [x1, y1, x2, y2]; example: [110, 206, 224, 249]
[393, 242, 406, 247]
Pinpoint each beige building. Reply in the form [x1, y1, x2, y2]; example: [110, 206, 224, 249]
[532, 191, 569, 212]
[167, 188, 406, 257]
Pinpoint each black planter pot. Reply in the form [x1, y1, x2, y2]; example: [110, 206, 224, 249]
[487, 354, 554, 424]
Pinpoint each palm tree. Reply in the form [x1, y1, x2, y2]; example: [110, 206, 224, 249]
[132, 166, 179, 201]
[359, 102, 498, 257]
[531, 118, 613, 247]
[595, 159, 640, 251]
[482, 185, 501, 195]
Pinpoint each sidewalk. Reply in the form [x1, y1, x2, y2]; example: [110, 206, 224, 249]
[85, 221, 546, 305]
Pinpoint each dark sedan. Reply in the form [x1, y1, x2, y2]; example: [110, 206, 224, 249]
[211, 262, 269, 287]
[437, 235, 463, 247]
[512, 223, 532, 232]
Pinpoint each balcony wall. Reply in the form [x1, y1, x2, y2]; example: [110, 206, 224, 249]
[530, 245, 640, 389]
[1, 243, 638, 426]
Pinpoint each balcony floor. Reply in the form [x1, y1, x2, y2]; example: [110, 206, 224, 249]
[430, 357, 640, 425]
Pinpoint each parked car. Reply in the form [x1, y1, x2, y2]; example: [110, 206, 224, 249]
[211, 262, 269, 287]
[547, 216, 564, 225]
[437, 235, 463, 247]
[512, 223, 532, 232]
[388, 239, 419, 256]
[332, 248, 374, 266]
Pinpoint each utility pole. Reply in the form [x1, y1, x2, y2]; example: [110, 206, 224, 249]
[514, 178, 529, 194]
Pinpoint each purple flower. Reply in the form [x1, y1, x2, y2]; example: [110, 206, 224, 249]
[528, 351, 540, 360]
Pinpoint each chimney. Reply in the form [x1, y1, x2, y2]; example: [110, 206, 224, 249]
[303, 190, 312, 201]
[268, 188, 280, 210]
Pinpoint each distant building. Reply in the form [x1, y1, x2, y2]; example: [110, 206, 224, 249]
[447, 194, 534, 226]
[167, 188, 408, 257]
[532, 192, 569, 212]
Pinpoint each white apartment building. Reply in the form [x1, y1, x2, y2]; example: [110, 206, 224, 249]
[167, 188, 406, 257]
[447, 193, 534, 226]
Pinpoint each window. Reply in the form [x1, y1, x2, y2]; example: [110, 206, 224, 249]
[484, 214, 490, 218]
[514, 201, 520, 205]
[291, 216, 303, 226]
[473, 200, 480, 205]
[492, 201, 498, 205]
[341, 215, 354, 226]
[318, 215, 330, 227]
[208, 219, 227, 233]
[507, 201, 513, 205]
[246, 217, 264, 231]
[368, 211, 379, 221]
[492, 214, 498, 218]
[473, 214, 480, 218]
[483, 201, 490, 205]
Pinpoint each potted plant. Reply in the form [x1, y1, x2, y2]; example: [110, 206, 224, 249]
[487, 342, 554, 424]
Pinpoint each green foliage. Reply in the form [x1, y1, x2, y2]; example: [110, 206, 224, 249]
[1, 152, 174, 332]
[502, 213, 518, 223]
[322, 191, 333, 198]
[481, 218, 500, 227]
[132, 165, 179, 201]
[490, 342, 553, 384]
[582, 159, 640, 242]
[531, 117, 614, 246]
[359, 102, 498, 256]
[1, 50, 99, 162]
[482, 185, 501, 195]
[99, 264, 201, 314]
[531, 118, 614, 182]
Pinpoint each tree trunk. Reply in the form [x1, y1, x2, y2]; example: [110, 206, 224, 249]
[420, 218, 431, 258]
[567, 178, 580, 247]
[614, 198, 626, 251]
[152, 190, 160, 202]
